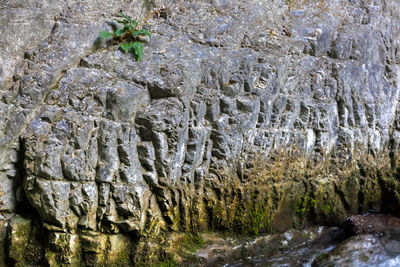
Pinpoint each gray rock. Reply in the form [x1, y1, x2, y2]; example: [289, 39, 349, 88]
[1, 0, 400, 264]
[312, 234, 389, 267]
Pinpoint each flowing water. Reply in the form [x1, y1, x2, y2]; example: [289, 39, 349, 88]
[196, 216, 400, 267]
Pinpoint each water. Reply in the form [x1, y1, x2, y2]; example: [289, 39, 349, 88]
[197, 224, 400, 267]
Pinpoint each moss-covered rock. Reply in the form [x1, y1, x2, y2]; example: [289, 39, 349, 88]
[8, 215, 44, 266]
[45, 232, 80, 266]
[0, 220, 8, 266]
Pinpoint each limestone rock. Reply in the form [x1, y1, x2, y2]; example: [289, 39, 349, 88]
[312, 234, 388, 267]
[8, 215, 43, 266]
[0, 0, 400, 265]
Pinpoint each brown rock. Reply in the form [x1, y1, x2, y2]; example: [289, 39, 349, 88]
[342, 214, 400, 236]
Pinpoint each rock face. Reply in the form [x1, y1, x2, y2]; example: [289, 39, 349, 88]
[312, 214, 400, 267]
[312, 234, 389, 267]
[343, 214, 400, 236]
[1, 0, 400, 265]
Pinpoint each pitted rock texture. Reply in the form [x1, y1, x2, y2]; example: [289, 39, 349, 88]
[1, 0, 400, 265]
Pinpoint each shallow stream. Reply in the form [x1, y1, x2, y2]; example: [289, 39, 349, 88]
[196, 214, 400, 267]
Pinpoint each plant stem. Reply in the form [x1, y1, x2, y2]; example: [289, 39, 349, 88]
[138, 0, 146, 27]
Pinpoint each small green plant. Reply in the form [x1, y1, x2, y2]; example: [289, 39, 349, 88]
[99, 11, 151, 61]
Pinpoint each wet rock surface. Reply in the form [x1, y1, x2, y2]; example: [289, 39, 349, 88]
[196, 227, 345, 267]
[0, 0, 400, 265]
[193, 215, 400, 267]
[312, 214, 400, 267]
[343, 214, 400, 236]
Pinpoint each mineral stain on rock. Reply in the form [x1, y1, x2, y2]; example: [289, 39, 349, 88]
[0, 0, 400, 265]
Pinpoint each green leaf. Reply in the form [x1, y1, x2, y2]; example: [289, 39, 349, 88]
[99, 30, 113, 38]
[125, 24, 135, 30]
[119, 12, 134, 23]
[133, 41, 143, 61]
[132, 31, 139, 38]
[139, 29, 151, 38]
[120, 42, 133, 52]
[131, 21, 138, 28]
[132, 29, 151, 39]
[115, 28, 126, 37]
[116, 19, 129, 24]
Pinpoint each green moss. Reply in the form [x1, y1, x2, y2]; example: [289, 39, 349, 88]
[9, 215, 42, 265]
[161, 232, 206, 265]
[246, 203, 271, 235]
[157, 260, 175, 267]
[228, 198, 272, 236]
[181, 233, 205, 252]
[133, 247, 176, 267]
[322, 204, 333, 214]
[295, 193, 317, 225]
[148, 253, 175, 267]
[110, 249, 131, 266]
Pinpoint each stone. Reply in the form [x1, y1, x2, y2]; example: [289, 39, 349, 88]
[312, 234, 389, 267]
[0, 220, 8, 266]
[45, 232, 80, 266]
[0, 0, 400, 265]
[342, 214, 400, 236]
[8, 215, 43, 266]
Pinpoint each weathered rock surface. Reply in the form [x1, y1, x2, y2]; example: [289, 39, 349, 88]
[1, 0, 400, 265]
[312, 234, 389, 267]
[313, 214, 400, 267]
[343, 214, 400, 236]
[196, 227, 343, 266]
